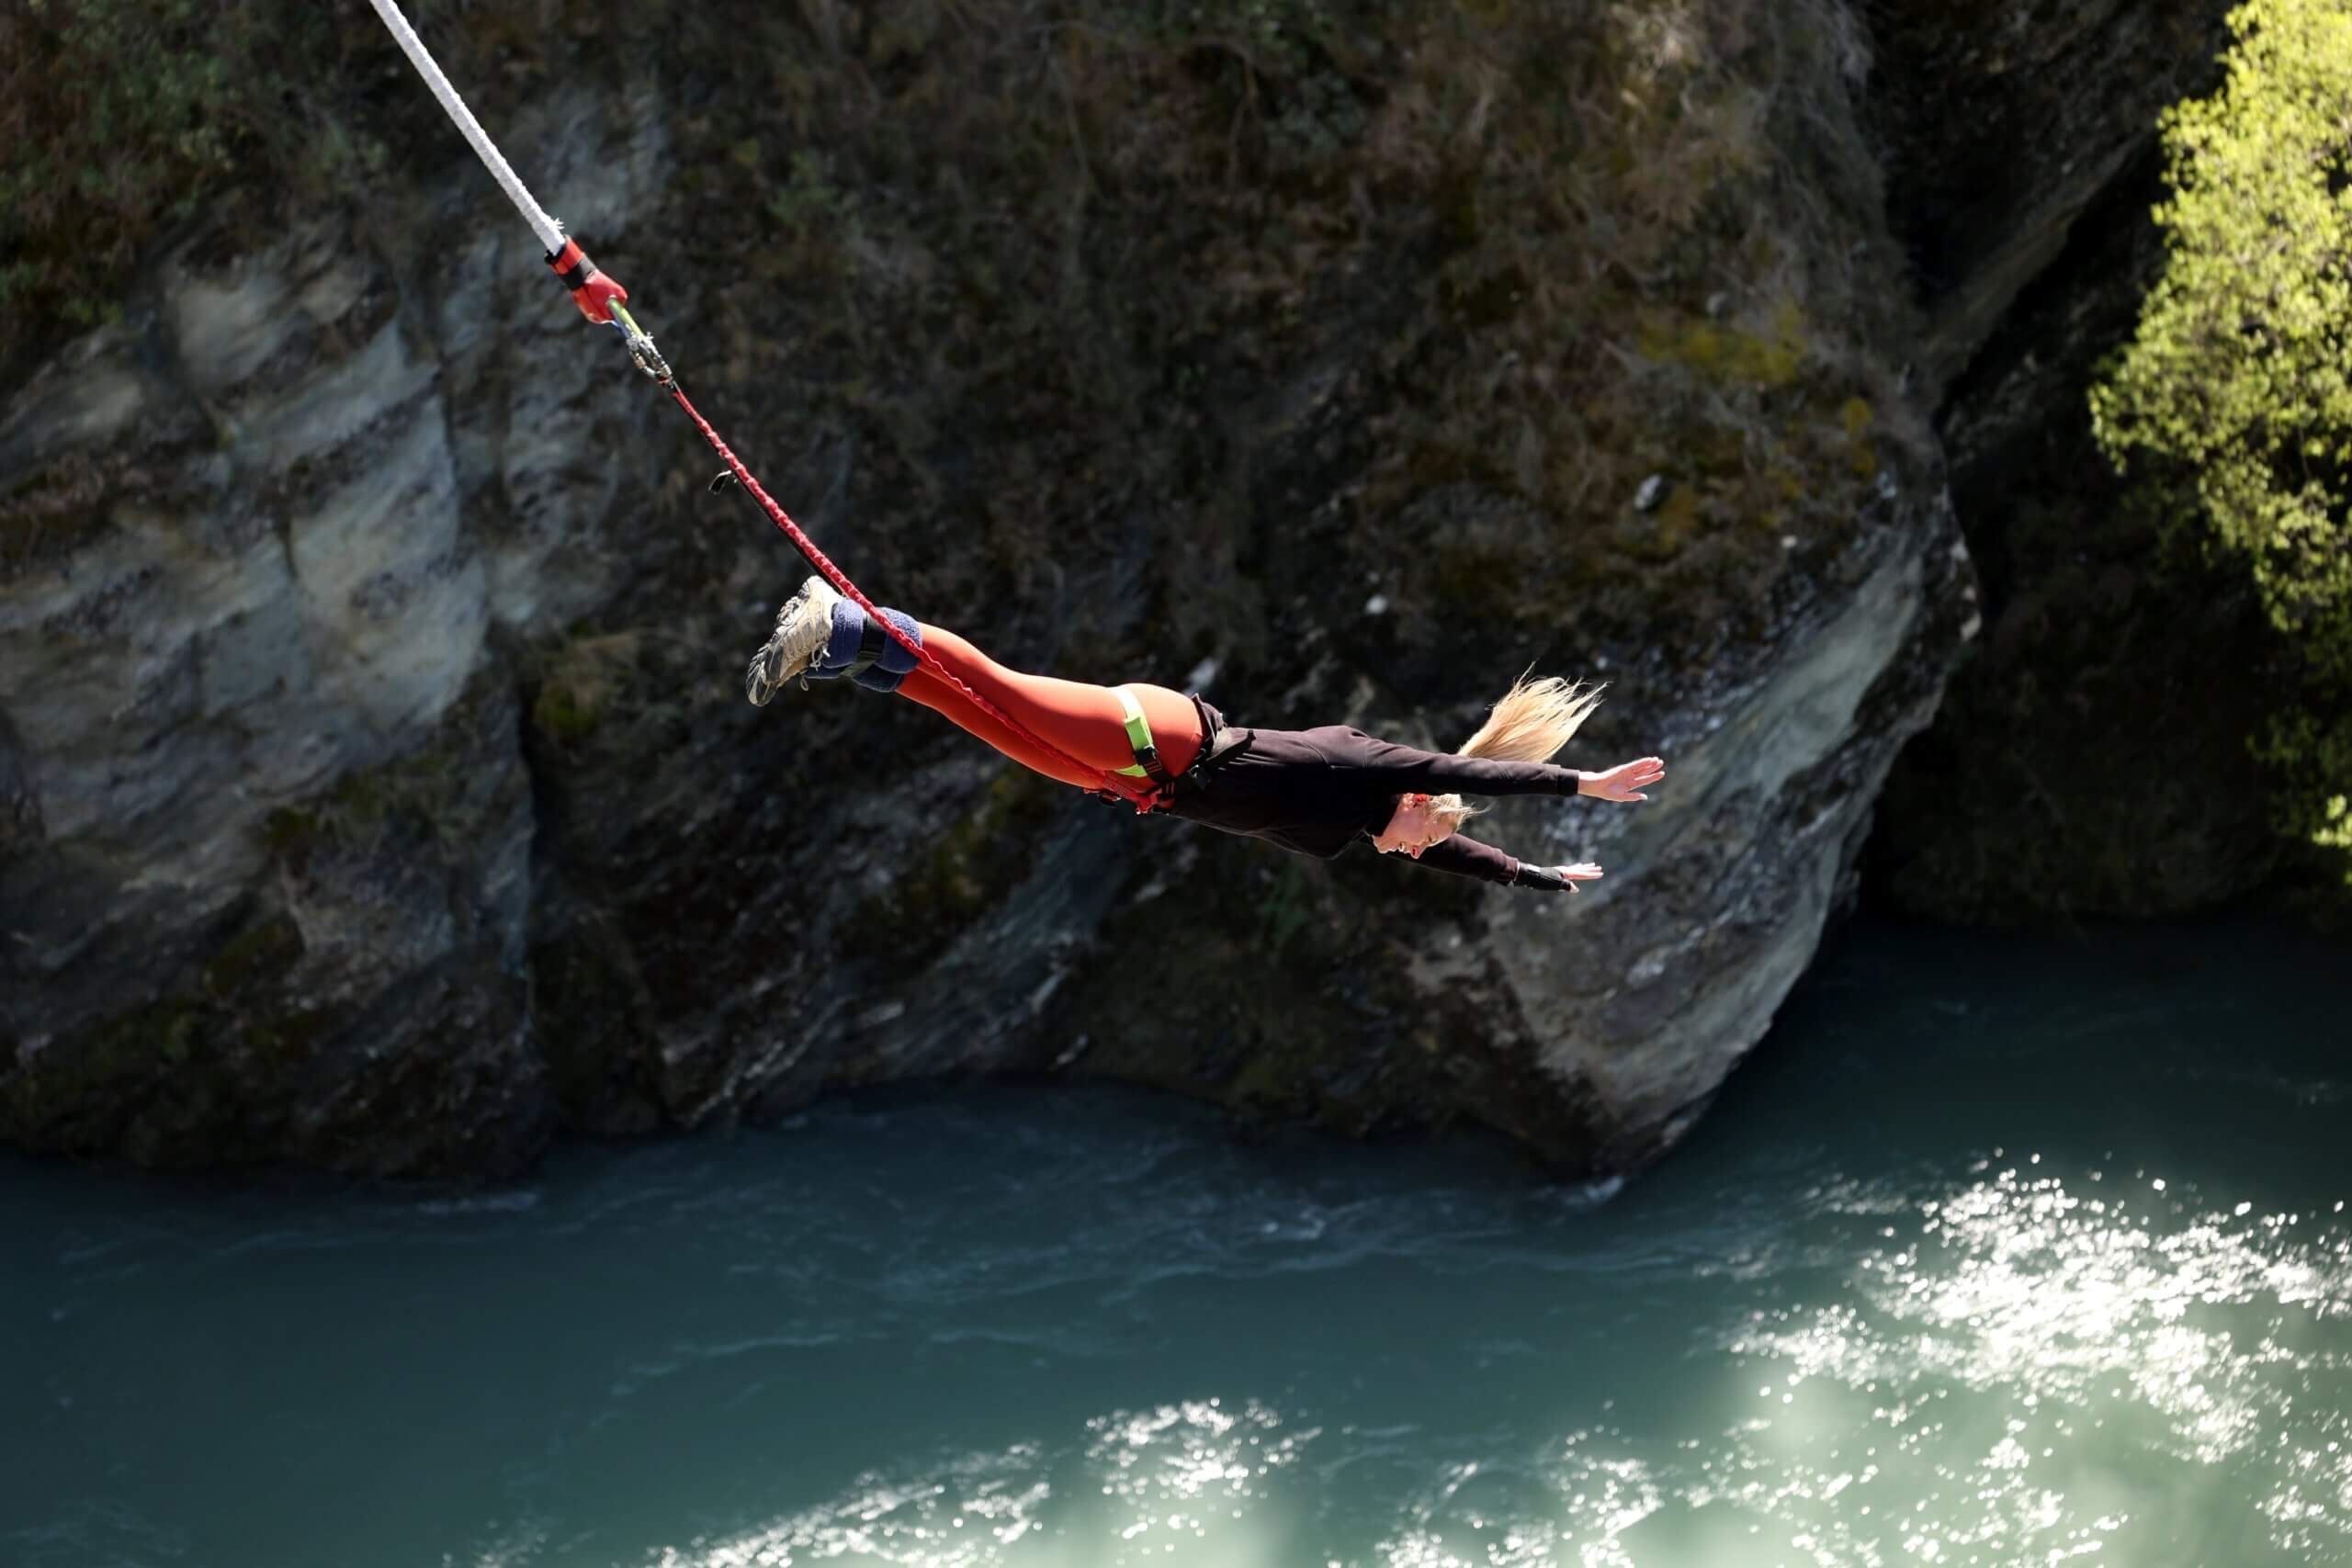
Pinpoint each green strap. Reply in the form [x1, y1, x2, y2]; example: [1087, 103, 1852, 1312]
[1112, 685, 1172, 784]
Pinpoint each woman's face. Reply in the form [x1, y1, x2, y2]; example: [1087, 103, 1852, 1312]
[1373, 795, 1455, 858]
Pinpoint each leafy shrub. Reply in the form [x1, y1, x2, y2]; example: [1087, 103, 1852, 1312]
[2089, 0, 2352, 878]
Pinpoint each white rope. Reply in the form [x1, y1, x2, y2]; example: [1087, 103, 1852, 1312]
[364, 0, 567, 256]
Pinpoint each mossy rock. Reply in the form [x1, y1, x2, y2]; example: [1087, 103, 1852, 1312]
[1, 452, 124, 581]
[841, 764, 1069, 967]
[2, 908, 312, 1157]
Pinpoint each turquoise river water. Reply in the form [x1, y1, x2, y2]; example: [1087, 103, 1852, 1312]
[5, 915, 2349, 1568]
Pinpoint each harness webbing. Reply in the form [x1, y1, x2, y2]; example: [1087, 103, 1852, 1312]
[1111, 686, 1176, 788]
[365, 0, 1162, 814]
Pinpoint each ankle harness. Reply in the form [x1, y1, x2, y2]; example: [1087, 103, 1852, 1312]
[814, 602, 922, 691]
[840, 611, 894, 680]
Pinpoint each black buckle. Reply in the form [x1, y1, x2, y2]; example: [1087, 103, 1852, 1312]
[843, 614, 889, 677]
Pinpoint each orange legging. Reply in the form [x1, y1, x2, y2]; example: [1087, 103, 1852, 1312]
[895, 624, 1204, 792]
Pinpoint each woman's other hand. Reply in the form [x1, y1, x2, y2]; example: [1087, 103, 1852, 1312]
[1577, 757, 1665, 803]
[1516, 862, 1605, 893]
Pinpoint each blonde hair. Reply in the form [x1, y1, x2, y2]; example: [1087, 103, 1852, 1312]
[1425, 674, 1604, 833]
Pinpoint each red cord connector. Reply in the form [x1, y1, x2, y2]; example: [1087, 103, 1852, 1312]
[546, 237, 628, 324]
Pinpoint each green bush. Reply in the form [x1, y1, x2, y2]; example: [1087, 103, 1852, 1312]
[0, 0, 382, 371]
[2089, 0, 2352, 878]
[1, 2, 239, 326]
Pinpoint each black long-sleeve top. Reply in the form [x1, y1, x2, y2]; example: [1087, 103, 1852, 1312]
[1162, 703, 1581, 886]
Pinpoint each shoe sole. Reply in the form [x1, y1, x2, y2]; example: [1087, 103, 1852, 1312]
[745, 576, 842, 706]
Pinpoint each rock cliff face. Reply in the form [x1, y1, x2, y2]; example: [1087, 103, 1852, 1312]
[1863, 0, 2233, 407]
[7, 0, 1977, 1179]
[1859, 0, 2295, 920]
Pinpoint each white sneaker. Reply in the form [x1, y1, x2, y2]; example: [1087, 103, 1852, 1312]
[745, 573, 844, 705]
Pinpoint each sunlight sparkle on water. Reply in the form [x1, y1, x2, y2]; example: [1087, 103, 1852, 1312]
[627, 1166, 2352, 1568]
[1719, 1166, 2352, 1564]
[644, 1402, 1305, 1568]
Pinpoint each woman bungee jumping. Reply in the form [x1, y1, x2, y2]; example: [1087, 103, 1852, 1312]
[745, 576, 1666, 891]
[356, 0, 1665, 889]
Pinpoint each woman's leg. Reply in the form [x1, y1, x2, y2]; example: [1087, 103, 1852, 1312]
[895, 624, 1202, 791]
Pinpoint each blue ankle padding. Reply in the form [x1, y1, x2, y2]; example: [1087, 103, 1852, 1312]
[854, 607, 921, 692]
[804, 601, 865, 679]
[811, 602, 922, 690]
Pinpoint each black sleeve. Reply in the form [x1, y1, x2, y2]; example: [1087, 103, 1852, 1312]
[1510, 862, 1576, 893]
[1409, 834, 1521, 886]
[1349, 734, 1580, 797]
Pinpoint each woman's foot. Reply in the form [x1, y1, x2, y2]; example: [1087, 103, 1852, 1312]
[745, 574, 845, 705]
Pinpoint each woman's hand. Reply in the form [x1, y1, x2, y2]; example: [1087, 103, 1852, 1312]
[1577, 757, 1665, 803]
[1516, 862, 1605, 893]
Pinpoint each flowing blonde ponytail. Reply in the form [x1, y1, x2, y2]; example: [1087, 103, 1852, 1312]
[1426, 674, 1604, 832]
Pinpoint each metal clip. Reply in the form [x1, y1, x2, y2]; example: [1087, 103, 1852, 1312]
[609, 301, 673, 385]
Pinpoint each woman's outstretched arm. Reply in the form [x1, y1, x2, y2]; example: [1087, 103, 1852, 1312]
[1410, 834, 1522, 885]
[1349, 737, 1577, 796]
[1350, 738, 1667, 802]
[1413, 835, 1606, 892]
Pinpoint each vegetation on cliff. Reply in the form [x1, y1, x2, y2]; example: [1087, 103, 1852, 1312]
[0, 1, 363, 372]
[2089, 0, 2352, 881]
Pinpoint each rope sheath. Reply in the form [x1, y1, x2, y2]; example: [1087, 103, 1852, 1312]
[363, 0, 566, 255]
